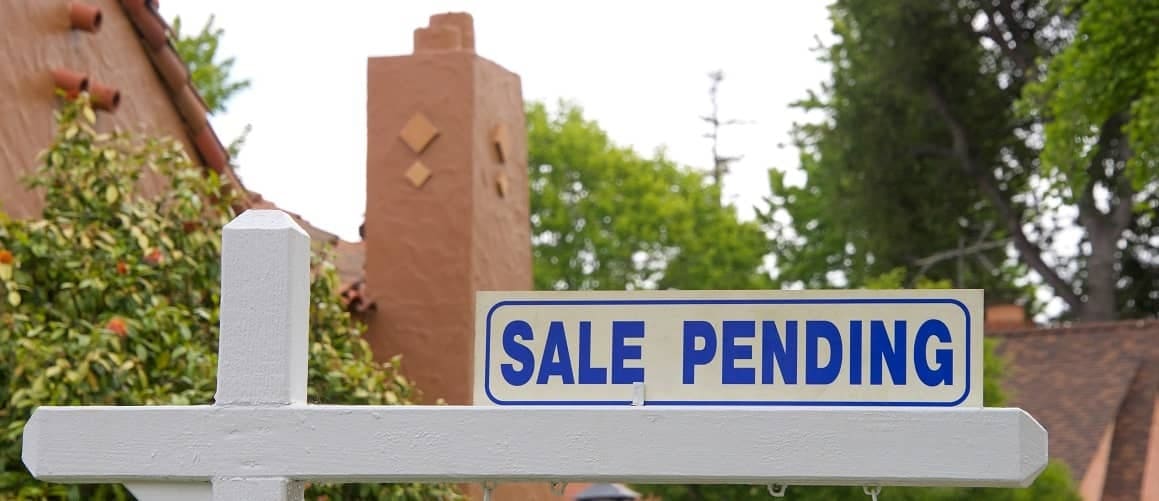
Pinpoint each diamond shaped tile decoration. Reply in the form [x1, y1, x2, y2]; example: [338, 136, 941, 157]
[399, 112, 440, 153]
[491, 123, 510, 163]
[496, 171, 509, 198]
[405, 161, 432, 188]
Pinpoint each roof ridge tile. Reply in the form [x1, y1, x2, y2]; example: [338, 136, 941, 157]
[989, 317, 1159, 337]
[116, 0, 242, 207]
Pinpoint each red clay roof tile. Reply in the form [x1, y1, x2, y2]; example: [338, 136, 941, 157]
[115, 0, 237, 208]
[116, 0, 372, 288]
[121, 0, 168, 49]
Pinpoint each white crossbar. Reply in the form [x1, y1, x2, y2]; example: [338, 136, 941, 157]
[23, 405, 1046, 488]
[19, 210, 1051, 499]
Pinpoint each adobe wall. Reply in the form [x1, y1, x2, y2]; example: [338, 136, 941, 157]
[0, 0, 194, 219]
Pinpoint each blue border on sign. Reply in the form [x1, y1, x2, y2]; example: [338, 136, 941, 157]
[483, 298, 973, 407]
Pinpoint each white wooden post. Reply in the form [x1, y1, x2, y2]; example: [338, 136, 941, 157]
[131, 209, 310, 501]
[20, 210, 1051, 500]
[210, 210, 310, 499]
[215, 209, 310, 407]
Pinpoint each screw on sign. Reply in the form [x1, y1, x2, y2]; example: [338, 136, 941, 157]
[767, 484, 882, 499]
[21, 210, 1048, 500]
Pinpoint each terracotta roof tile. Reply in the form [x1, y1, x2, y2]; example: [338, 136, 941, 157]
[246, 193, 339, 243]
[115, 0, 241, 206]
[246, 193, 366, 296]
[115, 0, 372, 300]
[990, 318, 1159, 497]
[333, 240, 365, 286]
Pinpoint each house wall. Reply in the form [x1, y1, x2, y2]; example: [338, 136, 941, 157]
[1141, 397, 1159, 500]
[1080, 424, 1114, 501]
[1102, 365, 1159, 501]
[0, 0, 194, 219]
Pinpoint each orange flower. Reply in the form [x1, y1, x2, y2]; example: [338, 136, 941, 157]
[106, 317, 128, 337]
[0, 249, 12, 265]
[116, 260, 128, 275]
[144, 248, 163, 265]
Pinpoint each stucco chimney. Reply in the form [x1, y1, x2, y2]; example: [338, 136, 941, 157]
[363, 12, 531, 407]
[985, 303, 1030, 331]
[364, 16, 545, 499]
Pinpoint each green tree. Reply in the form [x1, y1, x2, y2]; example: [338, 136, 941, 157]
[171, 14, 253, 160]
[170, 15, 249, 114]
[1019, 0, 1159, 318]
[0, 95, 459, 500]
[528, 101, 772, 292]
[523, 99, 1076, 500]
[631, 269, 1081, 500]
[762, 0, 1159, 322]
[759, 0, 1040, 305]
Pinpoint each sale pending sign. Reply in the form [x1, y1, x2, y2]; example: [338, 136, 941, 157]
[474, 290, 983, 407]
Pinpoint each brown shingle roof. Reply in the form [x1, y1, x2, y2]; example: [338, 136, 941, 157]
[991, 318, 1159, 498]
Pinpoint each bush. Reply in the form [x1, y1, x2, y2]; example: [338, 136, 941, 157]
[0, 95, 461, 500]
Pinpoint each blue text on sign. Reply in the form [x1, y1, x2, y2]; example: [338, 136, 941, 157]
[498, 318, 955, 388]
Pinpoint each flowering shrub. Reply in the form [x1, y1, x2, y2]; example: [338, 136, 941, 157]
[0, 96, 460, 500]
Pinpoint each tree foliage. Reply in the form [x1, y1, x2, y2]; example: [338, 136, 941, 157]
[523, 100, 1078, 500]
[171, 14, 253, 160]
[1020, 0, 1159, 318]
[762, 0, 1159, 322]
[0, 96, 459, 500]
[170, 15, 250, 115]
[528, 101, 772, 292]
[760, 1, 1037, 304]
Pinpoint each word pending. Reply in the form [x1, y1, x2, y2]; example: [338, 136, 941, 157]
[499, 318, 955, 387]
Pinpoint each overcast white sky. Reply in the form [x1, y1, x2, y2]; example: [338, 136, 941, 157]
[161, 1, 836, 242]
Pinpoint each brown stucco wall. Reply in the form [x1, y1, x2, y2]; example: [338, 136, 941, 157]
[0, 0, 193, 219]
[365, 50, 478, 405]
[470, 58, 532, 318]
[364, 15, 550, 500]
[363, 44, 532, 409]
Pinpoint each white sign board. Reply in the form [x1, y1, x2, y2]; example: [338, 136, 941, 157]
[474, 289, 983, 407]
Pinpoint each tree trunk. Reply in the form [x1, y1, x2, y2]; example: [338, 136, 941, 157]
[1081, 222, 1120, 322]
[1074, 112, 1134, 322]
[924, 83, 1084, 313]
